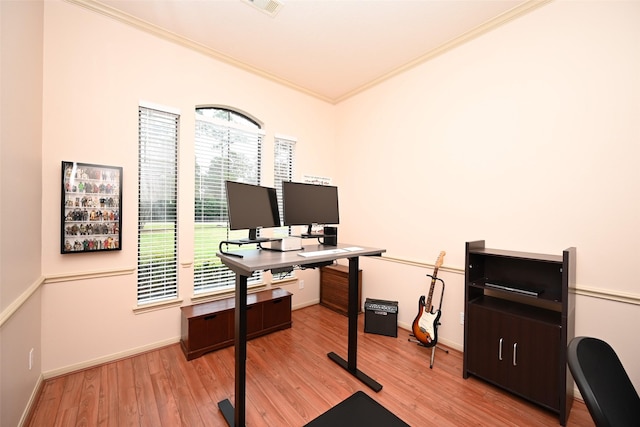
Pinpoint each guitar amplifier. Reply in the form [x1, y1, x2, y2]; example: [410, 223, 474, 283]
[364, 299, 398, 338]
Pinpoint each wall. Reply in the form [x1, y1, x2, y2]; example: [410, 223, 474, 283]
[3, 1, 639, 424]
[336, 0, 640, 388]
[39, 0, 336, 375]
[0, 1, 44, 426]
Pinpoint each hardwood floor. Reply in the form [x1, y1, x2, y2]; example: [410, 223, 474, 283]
[26, 304, 593, 426]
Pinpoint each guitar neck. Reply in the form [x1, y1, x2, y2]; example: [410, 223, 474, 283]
[425, 266, 439, 308]
[425, 251, 445, 309]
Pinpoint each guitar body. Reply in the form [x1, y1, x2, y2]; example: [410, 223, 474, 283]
[411, 296, 441, 348]
[411, 251, 446, 348]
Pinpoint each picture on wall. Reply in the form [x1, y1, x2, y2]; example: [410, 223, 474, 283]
[61, 161, 122, 254]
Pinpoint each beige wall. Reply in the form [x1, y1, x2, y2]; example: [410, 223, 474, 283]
[336, 0, 640, 387]
[1, 1, 44, 426]
[39, 0, 336, 376]
[2, 0, 639, 424]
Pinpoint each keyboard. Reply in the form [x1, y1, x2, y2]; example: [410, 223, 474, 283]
[297, 247, 363, 258]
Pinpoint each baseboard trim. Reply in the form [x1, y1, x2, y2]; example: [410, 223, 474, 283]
[42, 303, 315, 379]
[18, 373, 44, 427]
[292, 299, 320, 311]
[42, 337, 180, 380]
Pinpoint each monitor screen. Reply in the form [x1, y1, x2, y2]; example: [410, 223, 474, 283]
[225, 181, 281, 241]
[282, 181, 339, 232]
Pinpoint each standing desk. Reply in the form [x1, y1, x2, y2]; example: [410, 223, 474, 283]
[216, 243, 386, 427]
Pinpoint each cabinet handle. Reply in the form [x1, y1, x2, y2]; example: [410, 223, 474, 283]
[513, 342, 518, 366]
[204, 314, 217, 321]
[498, 338, 503, 361]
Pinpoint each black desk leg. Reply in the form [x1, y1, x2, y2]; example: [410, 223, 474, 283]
[327, 256, 383, 392]
[218, 273, 248, 427]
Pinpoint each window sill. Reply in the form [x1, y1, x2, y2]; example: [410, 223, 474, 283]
[133, 298, 183, 315]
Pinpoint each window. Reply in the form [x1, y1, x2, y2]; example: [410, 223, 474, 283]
[137, 106, 179, 305]
[272, 135, 296, 280]
[273, 135, 296, 237]
[194, 107, 264, 295]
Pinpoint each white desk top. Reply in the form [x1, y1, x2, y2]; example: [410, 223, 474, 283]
[217, 243, 385, 276]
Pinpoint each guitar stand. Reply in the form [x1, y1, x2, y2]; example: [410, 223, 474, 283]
[408, 275, 449, 369]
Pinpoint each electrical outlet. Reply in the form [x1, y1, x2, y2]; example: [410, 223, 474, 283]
[29, 348, 34, 370]
[299, 280, 304, 289]
[459, 312, 464, 325]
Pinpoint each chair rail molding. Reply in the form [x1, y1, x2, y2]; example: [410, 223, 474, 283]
[0, 276, 45, 327]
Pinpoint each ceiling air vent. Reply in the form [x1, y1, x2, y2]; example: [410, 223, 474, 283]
[241, 0, 284, 17]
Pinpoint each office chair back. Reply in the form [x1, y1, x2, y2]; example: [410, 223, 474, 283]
[567, 336, 640, 427]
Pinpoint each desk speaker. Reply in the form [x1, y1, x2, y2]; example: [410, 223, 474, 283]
[323, 226, 337, 246]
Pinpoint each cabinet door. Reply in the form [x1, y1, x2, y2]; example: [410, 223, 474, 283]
[246, 303, 264, 336]
[468, 303, 561, 411]
[466, 303, 509, 386]
[189, 310, 232, 351]
[507, 318, 560, 410]
[263, 296, 291, 329]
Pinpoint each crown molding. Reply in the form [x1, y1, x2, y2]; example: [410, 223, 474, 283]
[333, 0, 553, 103]
[65, 0, 334, 103]
[65, 0, 551, 105]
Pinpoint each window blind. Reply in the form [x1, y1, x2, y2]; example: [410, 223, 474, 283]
[194, 111, 264, 295]
[274, 136, 296, 235]
[137, 106, 179, 304]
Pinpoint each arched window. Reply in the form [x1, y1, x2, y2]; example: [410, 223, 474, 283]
[194, 107, 265, 294]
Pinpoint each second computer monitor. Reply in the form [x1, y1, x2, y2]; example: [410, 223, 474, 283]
[282, 181, 339, 236]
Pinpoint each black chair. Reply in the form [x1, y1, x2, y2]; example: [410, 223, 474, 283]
[567, 336, 640, 427]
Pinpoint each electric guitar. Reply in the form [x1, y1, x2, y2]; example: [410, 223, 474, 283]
[411, 251, 446, 347]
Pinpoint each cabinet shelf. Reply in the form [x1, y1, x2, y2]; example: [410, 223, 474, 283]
[463, 240, 575, 426]
[469, 296, 561, 325]
[468, 278, 562, 304]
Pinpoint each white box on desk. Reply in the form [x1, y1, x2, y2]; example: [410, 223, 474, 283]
[270, 237, 302, 251]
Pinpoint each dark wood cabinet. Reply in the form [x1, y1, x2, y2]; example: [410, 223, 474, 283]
[180, 288, 292, 360]
[463, 241, 575, 425]
[320, 264, 362, 315]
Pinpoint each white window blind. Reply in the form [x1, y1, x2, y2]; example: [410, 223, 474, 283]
[274, 136, 296, 236]
[137, 106, 179, 304]
[194, 109, 264, 295]
[272, 136, 296, 280]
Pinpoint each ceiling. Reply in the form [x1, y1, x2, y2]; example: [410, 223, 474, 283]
[73, 0, 545, 104]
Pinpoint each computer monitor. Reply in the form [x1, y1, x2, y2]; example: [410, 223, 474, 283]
[282, 181, 339, 236]
[225, 181, 281, 242]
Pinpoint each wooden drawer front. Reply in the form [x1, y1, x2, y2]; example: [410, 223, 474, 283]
[263, 296, 292, 329]
[181, 288, 293, 360]
[322, 277, 349, 310]
[188, 310, 232, 351]
[321, 266, 362, 315]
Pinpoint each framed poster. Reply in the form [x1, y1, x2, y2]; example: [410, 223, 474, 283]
[61, 161, 122, 253]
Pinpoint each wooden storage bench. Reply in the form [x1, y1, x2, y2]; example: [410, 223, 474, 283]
[180, 287, 292, 360]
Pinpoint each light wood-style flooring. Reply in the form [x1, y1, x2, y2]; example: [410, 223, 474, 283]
[26, 304, 593, 426]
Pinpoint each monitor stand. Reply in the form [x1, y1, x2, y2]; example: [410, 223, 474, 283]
[300, 225, 337, 245]
[219, 229, 277, 258]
